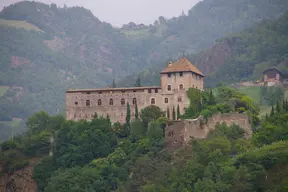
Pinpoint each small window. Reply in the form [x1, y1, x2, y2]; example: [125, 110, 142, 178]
[167, 85, 171, 91]
[168, 73, 171, 78]
[98, 99, 102, 106]
[178, 97, 182, 102]
[148, 89, 152, 93]
[133, 98, 137, 105]
[168, 131, 174, 136]
[122, 91, 125, 93]
[121, 98, 125, 105]
[99, 92, 102, 94]
[179, 72, 183, 77]
[87, 92, 90, 94]
[174, 140, 178, 143]
[165, 98, 169, 104]
[86, 100, 90, 107]
[155, 89, 158, 93]
[179, 84, 184, 90]
[151, 98, 155, 105]
[74, 114, 76, 118]
[75, 102, 78, 105]
[133, 90, 137, 93]
[109, 99, 113, 105]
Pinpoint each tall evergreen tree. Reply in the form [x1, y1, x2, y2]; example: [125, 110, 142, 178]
[265, 113, 268, 120]
[177, 104, 181, 120]
[135, 75, 141, 87]
[112, 79, 116, 88]
[106, 114, 111, 124]
[208, 90, 216, 105]
[172, 106, 176, 120]
[270, 106, 275, 117]
[276, 100, 281, 113]
[126, 102, 131, 125]
[282, 99, 286, 111]
[135, 101, 139, 119]
[167, 107, 170, 119]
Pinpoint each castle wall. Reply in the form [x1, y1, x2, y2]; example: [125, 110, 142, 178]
[165, 112, 252, 149]
[66, 87, 167, 123]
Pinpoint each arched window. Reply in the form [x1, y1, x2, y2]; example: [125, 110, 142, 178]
[133, 98, 137, 105]
[178, 97, 182, 102]
[151, 98, 155, 105]
[167, 85, 171, 91]
[179, 84, 184, 90]
[98, 99, 102, 106]
[86, 100, 90, 107]
[121, 98, 125, 105]
[109, 99, 113, 105]
[165, 98, 169, 104]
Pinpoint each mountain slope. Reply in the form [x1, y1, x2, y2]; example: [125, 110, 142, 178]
[118, 10, 288, 88]
[1, 0, 288, 125]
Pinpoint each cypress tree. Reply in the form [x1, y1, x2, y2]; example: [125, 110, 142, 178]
[106, 114, 111, 124]
[209, 90, 216, 105]
[276, 100, 281, 113]
[286, 99, 288, 111]
[126, 102, 131, 124]
[265, 113, 268, 121]
[167, 107, 170, 119]
[135, 75, 141, 87]
[112, 79, 116, 88]
[177, 104, 181, 120]
[270, 106, 275, 117]
[282, 99, 286, 111]
[135, 101, 139, 119]
[172, 106, 176, 120]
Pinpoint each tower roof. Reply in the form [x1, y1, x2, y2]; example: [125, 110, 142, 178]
[160, 57, 205, 77]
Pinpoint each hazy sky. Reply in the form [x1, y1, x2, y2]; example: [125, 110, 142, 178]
[1, 0, 201, 26]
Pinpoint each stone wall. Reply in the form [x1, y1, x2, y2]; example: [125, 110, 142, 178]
[0, 158, 39, 192]
[66, 86, 191, 124]
[165, 112, 252, 149]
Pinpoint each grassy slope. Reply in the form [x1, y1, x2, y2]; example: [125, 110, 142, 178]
[0, 86, 9, 97]
[238, 86, 288, 116]
[238, 86, 269, 116]
[0, 19, 42, 32]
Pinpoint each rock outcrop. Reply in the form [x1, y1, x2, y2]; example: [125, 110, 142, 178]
[0, 158, 39, 192]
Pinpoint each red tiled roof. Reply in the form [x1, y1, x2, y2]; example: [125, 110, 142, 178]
[160, 57, 205, 76]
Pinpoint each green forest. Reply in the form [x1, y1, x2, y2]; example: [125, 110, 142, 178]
[1, 87, 287, 191]
[118, 9, 288, 88]
[1, 0, 288, 124]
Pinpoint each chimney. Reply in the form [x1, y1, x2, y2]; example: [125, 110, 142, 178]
[168, 61, 173, 67]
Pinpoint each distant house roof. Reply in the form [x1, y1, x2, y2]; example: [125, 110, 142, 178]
[66, 86, 161, 93]
[263, 67, 288, 77]
[160, 57, 205, 77]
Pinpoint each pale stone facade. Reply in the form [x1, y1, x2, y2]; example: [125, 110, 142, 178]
[66, 57, 205, 123]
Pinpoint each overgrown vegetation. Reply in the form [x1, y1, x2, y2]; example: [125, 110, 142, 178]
[1, 0, 288, 135]
[182, 86, 260, 126]
[1, 88, 287, 191]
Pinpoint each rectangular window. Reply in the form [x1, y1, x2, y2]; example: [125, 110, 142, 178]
[75, 102, 78, 105]
[165, 98, 169, 104]
[168, 73, 171, 78]
[179, 72, 183, 77]
[148, 89, 152, 93]
[155, 89, 158, 93]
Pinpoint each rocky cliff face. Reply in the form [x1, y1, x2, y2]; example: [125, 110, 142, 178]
[0, 158, 39, 192]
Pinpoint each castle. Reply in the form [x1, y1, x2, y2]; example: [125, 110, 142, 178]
[66, 57, 205, 123]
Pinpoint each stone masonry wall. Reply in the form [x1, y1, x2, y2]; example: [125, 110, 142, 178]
[165, 112, 252, 149]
